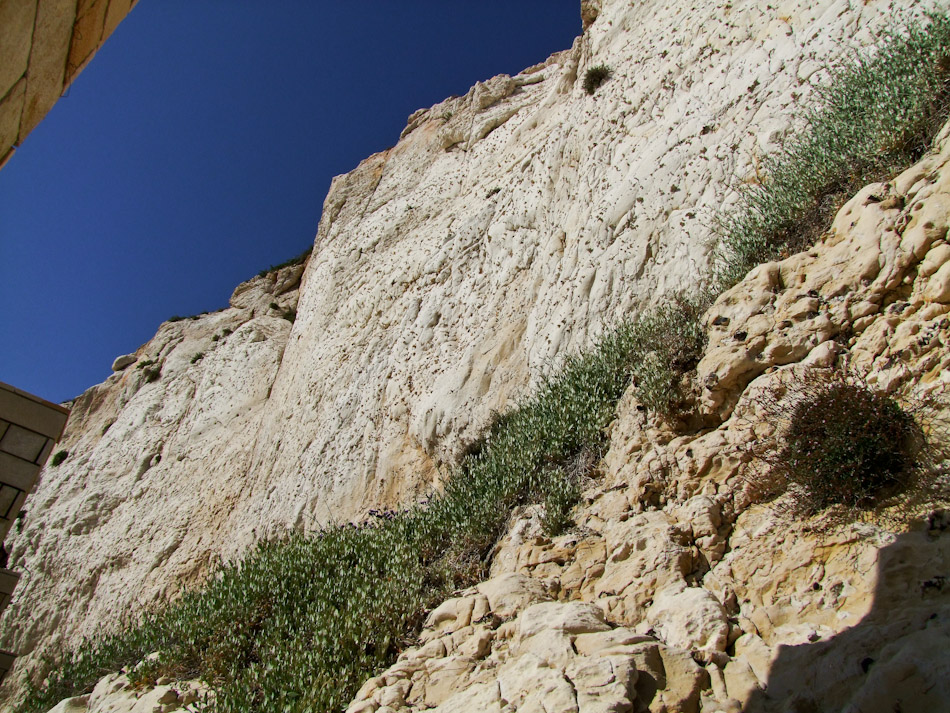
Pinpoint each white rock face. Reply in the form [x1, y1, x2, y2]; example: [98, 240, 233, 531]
[3, 0, 947, 702]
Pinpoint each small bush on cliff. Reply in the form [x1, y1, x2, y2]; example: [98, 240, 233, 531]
[713, 11, 950, 290]
[782, 376, 917, 510]
[583, 64, 611, 94]
[625, 296, 707, 415]
[256, 246, 313, 279]
[50, 450, 68, 467]
[749, 369, 940, 516]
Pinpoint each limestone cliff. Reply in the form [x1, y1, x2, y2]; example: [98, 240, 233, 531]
[339, 116, 950, 713]
[2, 0, 947, 707]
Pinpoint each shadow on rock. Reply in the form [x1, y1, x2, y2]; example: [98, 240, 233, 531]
[743, 512, 950, 713]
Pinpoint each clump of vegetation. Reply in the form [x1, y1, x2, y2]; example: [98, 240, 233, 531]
[257, 247, 313, 279]
[712, 11, 950, 291]
[268, 302, 297, 323]
[583, 64, 611, 95]
[749, 369, 940, 516]
[191, 353, 204, 364]
[169, 312, 213, 323]
[143, 368, 161, 383]
[539, 445, 600, 536]
[18, 305, 689, 713]
[625, 296, 707, 414]
[50, 450, 68, 467]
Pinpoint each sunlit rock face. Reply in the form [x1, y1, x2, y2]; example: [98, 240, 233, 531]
[1, 0, 941, 699]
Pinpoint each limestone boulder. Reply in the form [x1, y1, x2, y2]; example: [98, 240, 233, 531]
[110, 354, 136, 372]
[645, 585, 730, 654]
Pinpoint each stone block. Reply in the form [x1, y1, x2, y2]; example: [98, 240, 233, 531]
[102, 0, 136, 44]
[66, 0, 109, 85]
[0, 76, 26, 159]
[0, 146, 14, 170]
[0, 382, 69, 439]
[0, 0, 36, 98]
[19, 0, 77, 143]
[0, 451, 40, 492]
[0, 423, 48, 462]
[0, 568, 21, 617]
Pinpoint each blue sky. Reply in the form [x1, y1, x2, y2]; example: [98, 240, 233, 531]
[0, 1, 580, 403]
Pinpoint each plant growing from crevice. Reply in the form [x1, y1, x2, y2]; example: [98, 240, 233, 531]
[624, 295, 708, 415]
[257, 247, 313, 279]
[50, 450, 68, 467]
[746, 369, 945, 517]
[583, 64, 611, 94]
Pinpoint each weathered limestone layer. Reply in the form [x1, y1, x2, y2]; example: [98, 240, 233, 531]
[0, 0, 138, 168]
[2, 0, 946, 703]
[339, 113, 950, 713]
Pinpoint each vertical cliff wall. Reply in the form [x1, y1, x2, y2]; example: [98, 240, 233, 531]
[2, 0, 944, 696]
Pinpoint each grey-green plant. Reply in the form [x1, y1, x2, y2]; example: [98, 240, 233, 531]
[712, 11, 950, 291]
[257, 247, 313, 279]
[20, 308, 689, 713]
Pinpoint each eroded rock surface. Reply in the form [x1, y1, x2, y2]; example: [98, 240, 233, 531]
[335, 109, 950, 713]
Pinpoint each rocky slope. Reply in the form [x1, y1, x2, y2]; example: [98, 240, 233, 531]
[42, 104, 950, 713]
[337, 123, 950, 713]
[2, 0, 948, 706]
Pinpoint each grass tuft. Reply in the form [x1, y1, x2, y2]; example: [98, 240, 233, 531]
[50, 450, 68, 467]
[257, 247, 313, 279]
[582, 64, 611, 95]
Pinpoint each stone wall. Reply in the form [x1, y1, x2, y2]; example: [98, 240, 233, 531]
[0, 0, 138, 169]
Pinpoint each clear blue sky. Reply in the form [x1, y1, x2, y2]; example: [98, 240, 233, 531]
[0, 1, 580, 403]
